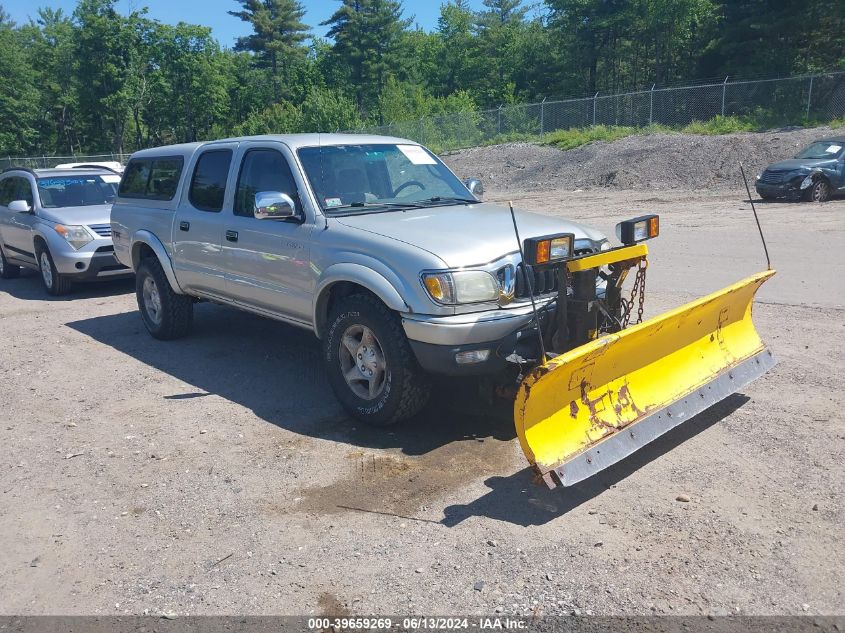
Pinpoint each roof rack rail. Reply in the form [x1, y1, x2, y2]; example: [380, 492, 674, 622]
[1, 166, 38, 177]
[70, 164, 122, 175]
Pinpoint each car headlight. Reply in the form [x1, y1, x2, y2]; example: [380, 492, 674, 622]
[422, 270, 500, 305]
[54, 224, 94, 250]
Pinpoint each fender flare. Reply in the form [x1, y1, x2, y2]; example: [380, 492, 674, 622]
[313, 263, 410, 338]
[131, 230, 185, 294]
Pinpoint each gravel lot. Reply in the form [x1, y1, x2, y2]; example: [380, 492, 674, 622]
[1, 134, 844, 617]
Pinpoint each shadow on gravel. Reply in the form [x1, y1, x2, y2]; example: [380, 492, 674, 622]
[66, 302, 515, 459]
[441, 393, 749, 527]
[0, 268, 134, 301]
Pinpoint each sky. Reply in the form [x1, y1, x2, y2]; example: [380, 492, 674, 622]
[2, 0, 488, 45]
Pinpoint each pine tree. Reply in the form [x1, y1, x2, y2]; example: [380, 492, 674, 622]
[322, 0, 409, 115]
[229, 0, 310, 100]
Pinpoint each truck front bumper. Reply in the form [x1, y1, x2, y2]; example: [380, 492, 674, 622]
[402, 302, 551, 376]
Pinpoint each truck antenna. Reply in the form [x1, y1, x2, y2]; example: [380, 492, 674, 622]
[739, 163, 771, 270]
[509, 201, 547, 362]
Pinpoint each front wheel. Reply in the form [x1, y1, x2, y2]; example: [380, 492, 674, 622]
[324, 293, 430, 426]
[805, 178, 831, 203]
[36, 245, 72, 295]
[135, 257, 193, 340]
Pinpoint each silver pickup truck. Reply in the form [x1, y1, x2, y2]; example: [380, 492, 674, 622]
[111, 134, 609, 425]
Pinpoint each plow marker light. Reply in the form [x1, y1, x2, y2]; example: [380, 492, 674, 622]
[514, 270, 776, 488]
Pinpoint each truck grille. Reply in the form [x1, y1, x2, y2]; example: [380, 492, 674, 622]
[758, 169, 789, 184]
[88, 224, 112, 238]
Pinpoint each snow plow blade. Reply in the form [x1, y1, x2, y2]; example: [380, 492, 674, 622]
[514, 270, 776, 488]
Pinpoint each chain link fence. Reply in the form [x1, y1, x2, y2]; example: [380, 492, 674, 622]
[358, 71, 845, 152]
[3, 71, 843, 168]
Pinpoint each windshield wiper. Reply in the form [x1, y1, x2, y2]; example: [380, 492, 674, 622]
[418, 196, 479, 206]
[327, 200, 425, 212]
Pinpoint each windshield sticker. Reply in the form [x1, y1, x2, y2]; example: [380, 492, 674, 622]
[102, 175, 121, 183]
[825, 144, 842, 154]
[397, 144, 437, 165]
[324, 197, 342, 208]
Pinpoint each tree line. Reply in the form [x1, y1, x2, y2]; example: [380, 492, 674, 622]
[0, 0, 842, 156]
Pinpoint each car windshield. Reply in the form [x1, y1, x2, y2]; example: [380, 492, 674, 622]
[297, 144, 473, 213]
[795, 141, 844, 160]
[37, 175, 120, 208]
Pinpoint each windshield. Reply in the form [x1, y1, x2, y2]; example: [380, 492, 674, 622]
[297, 144, 473, 213]
[37, 175, 120, 208]
[795, 141, 844, 160]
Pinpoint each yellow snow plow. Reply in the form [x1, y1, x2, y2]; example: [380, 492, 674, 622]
[510, 215, 776, 488]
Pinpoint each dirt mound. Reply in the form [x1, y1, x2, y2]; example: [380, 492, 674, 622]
[443, 124, 845, 193]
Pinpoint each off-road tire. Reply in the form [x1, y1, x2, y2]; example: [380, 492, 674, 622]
[324, 293, 430, 426]
[36, 244, 72, 296]
[0, 247, 20, 279]
[805, 177, 831, 203]
[135, 257, 193, 340]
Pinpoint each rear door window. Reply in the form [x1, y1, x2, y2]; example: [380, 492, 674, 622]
[189, 150, 233, 213]
[119, 157, 184, 200]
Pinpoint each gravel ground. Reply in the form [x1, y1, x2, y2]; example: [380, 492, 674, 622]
[444, 124, 845, 193]
[1, 132, 844, 618]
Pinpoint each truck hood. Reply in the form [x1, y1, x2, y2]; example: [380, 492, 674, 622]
[766, 158, 838, 172]
[38, 205, 112, 227]
[333, 202, 607, 268]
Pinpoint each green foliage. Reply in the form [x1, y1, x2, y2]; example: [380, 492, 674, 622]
[321, 0, 409, 115]
[0, 0, 843, 156]
[680, 115, 757, 135]
[228, 0, 309, 100]
[299, 86, 362, 132]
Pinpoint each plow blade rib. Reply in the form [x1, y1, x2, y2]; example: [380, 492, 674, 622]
[514, 270, 776, 488]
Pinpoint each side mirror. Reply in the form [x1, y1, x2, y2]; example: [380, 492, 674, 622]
[463, 178, 484, 200]
[8, 200, 32, 213]
[254, 191, 296, 220]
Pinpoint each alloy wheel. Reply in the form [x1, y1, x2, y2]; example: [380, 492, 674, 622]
[338, 324, 387, 400]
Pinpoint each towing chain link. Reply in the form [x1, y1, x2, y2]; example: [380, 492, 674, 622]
[622, 258, 648, 327]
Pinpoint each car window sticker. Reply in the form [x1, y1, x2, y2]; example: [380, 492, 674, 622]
[397, 145, 437, 165]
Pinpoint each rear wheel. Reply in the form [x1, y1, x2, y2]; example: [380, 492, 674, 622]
[0, 247, 20, 279]
[806, 178, 831, 203]
[36, 245, 72, 295]
[135, 257, 193, 340]
[324, 293, 430, 426]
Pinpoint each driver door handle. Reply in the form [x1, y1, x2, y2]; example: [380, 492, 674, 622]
[179, 221, 190, 231]
[225, 230, 238, 243]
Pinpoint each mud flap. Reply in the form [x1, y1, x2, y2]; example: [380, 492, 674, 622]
[514, 270, 777, 488]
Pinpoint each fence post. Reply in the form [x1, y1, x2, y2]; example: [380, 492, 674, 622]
[806, 76, 814, 121]
[497, 105, 503, 135]
[649, 84, 656, 125]
[592, 92, 599, 126]
[540, 97, 546, 135]
[721, 76, 729, 117]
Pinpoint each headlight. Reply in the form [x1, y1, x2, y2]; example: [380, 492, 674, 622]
[599, 239, 611, 251]
[422, 270, 500, 305]
[54, 224, 93, 250]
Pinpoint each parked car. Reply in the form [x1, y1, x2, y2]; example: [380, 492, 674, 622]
[111, 134, 609, 425]
[0, 166, 132, 295]
[756, 137, 845, 202]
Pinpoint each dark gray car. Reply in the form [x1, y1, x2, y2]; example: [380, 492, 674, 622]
[755, 137, 845, 202]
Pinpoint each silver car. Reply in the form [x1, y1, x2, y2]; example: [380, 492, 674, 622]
[0, 166, 132, 295]
[111, 134, 609, 425]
